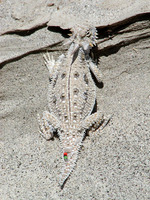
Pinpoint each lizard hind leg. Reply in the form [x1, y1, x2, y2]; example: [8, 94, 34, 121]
[81, 111, 104, 131]
[37, 113, 54, 140]
[81, 111, 113, 133]
[37, 111, 60, 140]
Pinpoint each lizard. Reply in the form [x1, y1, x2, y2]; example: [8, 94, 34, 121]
[38, 25, 105, 188]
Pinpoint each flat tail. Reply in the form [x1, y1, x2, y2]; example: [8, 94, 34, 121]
[59, 149, 78, 188]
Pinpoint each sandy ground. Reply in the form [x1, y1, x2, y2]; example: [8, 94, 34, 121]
[0, 34, 150, 199]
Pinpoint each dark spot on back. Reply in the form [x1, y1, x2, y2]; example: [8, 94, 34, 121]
[73, 88, 79, 95]
[64, 115, 68, 121]
[83, 91, 88, 101]
[49, 77, 52, 83]
[60, 93, 65, 101]
[52, 96, 56, 104]
[61, 72, 66, 79]
[53, 75, 58, 87]
[84, 74, 88, 85]
[74, 71, 79, 78]
[74, 102, 77, 106]
[73, 113, 77, 121]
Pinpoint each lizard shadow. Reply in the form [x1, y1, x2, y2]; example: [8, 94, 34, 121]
[90, 69, 104, 89]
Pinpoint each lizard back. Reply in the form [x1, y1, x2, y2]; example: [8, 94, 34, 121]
[48, 48, 96, 127]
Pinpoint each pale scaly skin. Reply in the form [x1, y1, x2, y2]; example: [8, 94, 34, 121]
[38, 27, 104, 187]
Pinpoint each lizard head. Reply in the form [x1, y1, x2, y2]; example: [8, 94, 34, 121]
[64, 25, 98, 57]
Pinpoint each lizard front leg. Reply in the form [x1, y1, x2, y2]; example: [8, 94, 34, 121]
[43, 53, 65, 78]
[37, 111, 60, 140]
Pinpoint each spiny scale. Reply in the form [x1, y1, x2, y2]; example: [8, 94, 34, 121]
[38, 26, 104, 187]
